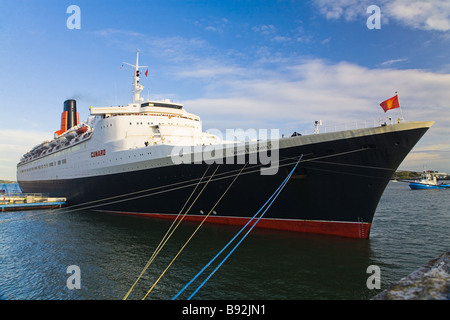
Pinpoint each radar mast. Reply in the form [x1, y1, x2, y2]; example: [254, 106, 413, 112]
[122, 50, 148, 103]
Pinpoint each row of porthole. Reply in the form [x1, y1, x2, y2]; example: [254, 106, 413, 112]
[129, 121, 197, 128]
[130, 122, 153, 125]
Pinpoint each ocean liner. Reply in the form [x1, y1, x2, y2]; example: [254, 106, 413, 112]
[17, 51, 433, 238]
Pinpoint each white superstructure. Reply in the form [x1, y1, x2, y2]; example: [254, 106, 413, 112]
[17, 50, 221, 182]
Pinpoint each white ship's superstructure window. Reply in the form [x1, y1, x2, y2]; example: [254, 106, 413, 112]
[141, 102, 183, 109]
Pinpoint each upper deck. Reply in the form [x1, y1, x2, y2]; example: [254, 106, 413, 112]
[89, 100, 200, 122]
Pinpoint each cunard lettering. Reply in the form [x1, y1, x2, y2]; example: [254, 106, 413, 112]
[91, 149, 106, 158]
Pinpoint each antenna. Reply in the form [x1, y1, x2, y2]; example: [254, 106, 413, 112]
[395, 91, 405, 121]
[314, 120, 322, 134]
[122, 50, 148, 104]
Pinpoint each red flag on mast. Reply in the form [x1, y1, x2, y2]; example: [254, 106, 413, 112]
[145, 69, 148, 77]
[380, 94, 400, 112]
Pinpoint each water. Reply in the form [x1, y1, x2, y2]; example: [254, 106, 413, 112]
[0, 182, 448, 300]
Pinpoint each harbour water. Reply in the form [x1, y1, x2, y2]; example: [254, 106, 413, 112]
[0, 181, 448, 300]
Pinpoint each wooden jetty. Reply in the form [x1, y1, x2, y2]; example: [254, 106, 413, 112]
[0, 193, 66, 212]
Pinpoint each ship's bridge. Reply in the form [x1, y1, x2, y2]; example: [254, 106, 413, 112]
[89, 100, 200, 122]
[85, 50, 218, 149]
[141, 101, 183, 109]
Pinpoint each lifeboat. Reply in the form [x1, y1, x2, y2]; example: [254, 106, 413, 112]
[76, 126, 88, 135]
[65, 131, 78, 140]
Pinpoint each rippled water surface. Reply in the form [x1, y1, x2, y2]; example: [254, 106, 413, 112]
[1, 181, 448, 300]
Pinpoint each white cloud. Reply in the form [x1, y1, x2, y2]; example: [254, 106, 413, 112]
[89, 29, 146, 38]
[3, 58, 449, 179]
[253, 24, 277, 35]
[0, 129, 51, 180]
[91, 29, 211, 65]
[403, 151, 440, 167]
[251, 24, 312, 43]
[386, 0, 450, 31]
[413, 143, 450, 152]
[252, 24, 292, 42]
[314, 0, 450, 31]
[178, 59, 450, 172]
[314, 0, 374, 21]
[380, 58, 408, 67]
[195, 17, 230, 34]
[181, 59, 450, 124]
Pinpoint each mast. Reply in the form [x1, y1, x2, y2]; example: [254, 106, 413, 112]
[122, 50, 148, 104]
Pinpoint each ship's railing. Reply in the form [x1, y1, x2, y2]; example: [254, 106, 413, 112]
[297, 117, 403, 136]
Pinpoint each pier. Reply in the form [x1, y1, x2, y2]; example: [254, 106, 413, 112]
[0, 193, 66, 212]
[1, 183, 66, 212]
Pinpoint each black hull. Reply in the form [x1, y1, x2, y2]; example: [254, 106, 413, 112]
[18, 124, 430, 238]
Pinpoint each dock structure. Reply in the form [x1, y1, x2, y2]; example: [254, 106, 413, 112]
[0, 193, 66, 212]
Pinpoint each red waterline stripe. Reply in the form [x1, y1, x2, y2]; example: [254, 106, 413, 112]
[101, 211, 372, 239]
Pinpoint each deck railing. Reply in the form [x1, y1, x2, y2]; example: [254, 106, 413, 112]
[299, 117, 403, 136]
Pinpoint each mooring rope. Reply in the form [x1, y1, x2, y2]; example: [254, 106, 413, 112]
[4, 148, 374, 227]
[53, 155, 298, 213]
[50, 148, 371, 214]
[172, 154, 303, 300]
[122, 165, 213, 300]
[141, 162, 248, 300]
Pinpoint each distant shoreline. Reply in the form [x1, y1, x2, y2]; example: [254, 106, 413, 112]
[393, 170, 449, 180]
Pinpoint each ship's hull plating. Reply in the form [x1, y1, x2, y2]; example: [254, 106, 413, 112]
[18, 123, 431, 238]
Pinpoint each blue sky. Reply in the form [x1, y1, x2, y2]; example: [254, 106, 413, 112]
[1, 0, 450, 180]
